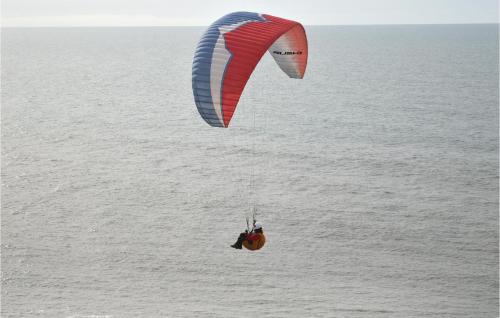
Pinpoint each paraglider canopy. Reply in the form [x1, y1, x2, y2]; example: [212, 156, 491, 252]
[192, 12, 308, 127]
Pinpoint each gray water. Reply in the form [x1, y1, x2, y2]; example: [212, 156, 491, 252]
[1, 25, 498, 317]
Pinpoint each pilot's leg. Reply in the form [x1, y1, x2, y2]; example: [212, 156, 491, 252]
[230, 232, 247, 249]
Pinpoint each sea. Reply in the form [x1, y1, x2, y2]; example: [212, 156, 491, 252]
[1, 24, 498, 317]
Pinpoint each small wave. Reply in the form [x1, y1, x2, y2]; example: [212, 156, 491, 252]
[335, 307, 395, 314]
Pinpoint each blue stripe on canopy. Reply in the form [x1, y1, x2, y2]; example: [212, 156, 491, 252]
[192, 12, 265, 127]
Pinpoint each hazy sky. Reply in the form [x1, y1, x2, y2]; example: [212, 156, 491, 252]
[2, 0, 498, 27]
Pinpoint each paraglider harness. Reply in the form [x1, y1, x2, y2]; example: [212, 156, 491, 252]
[231, 212, 260, 249]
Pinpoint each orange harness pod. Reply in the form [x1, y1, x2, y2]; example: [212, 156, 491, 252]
[242, 232, 266, 251]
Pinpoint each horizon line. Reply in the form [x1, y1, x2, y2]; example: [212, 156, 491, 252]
[2, 22, 499, 28]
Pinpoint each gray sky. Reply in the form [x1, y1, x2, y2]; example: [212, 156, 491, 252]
[2, 0, 498, 27]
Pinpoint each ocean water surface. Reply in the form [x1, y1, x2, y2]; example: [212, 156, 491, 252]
[1, 25, 499, 317]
